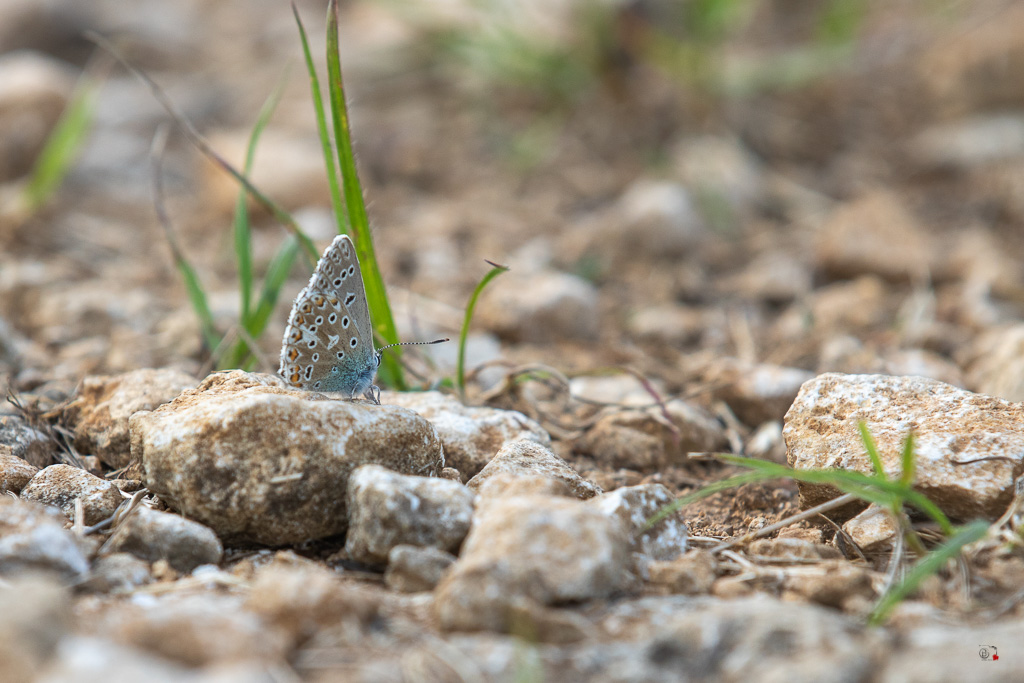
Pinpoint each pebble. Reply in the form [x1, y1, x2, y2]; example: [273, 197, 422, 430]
[130, 371, 444, 545]
[588, 483, 688, 562]
[647, 550, 717, 594]
[785, 372, 1024, 520]
[383, 390, 551, 478]
[842, 505, 899, 555]
[0, 576, 70, 683]
[704, 358, 815, 427]
[466, 439, 602, 500]
[434, 494, 631, 633]
[343, 464, 474, 565]
[0, 452, 38, 493]
[384, 544, 457, 593]
[0, 497, 89, 582]
[0, 414, 56, 467]
[80, 552, 153, 593]
[65, 368, 196, 469]
[20, 464, 123, 526]
[101, 507, 222, 573]
[478, 268, 600, 343]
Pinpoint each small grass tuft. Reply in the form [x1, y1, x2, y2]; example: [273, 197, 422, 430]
[456, 260, 509, 401]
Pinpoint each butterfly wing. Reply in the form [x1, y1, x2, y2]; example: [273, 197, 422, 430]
[279, 235, 379, 397]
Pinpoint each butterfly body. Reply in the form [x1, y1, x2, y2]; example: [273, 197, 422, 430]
[279, 235, 382, 402]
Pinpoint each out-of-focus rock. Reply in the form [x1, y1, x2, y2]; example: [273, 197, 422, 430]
[20, 464, 123, 526]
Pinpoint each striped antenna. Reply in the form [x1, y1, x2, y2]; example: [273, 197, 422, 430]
[377, 338, 449, 355]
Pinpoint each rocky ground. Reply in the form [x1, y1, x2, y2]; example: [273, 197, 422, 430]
[2, 0, 1024, 681]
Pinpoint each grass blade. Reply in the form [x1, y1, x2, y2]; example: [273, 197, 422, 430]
[858, 421, 887, 479]
[23, 70, 101, 211]
[457, 260, 509, 400]
[868, 519, 990, 625]
[324, 0, 404, 389]
[899, 432, 916, 488]
[292, 2, 348, 235]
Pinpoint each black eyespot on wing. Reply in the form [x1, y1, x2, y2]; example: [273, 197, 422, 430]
[315, 316, 324, 325]
[336, 351, 345, 359]
[344, 293, 356, 306]
[347, 265, 355, 276]
[341, 316, 350, 328]
[307, 340, 317, 349]
[311, 353, 319, 361]
[304, 366, 313, 380]
[333, 278, 342, 287]
[328, 313, 337, 323]
[350, 337, 358, 347]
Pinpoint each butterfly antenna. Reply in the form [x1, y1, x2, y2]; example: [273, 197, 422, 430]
[377, 338, 449, 355]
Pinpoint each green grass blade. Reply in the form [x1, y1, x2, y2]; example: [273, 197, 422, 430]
[899, 432, 916, 488]
[868, 519, 990, 625]
[292, 2, 348, 235]
[457, 260, 509, 399]
[235, 73, 287, 324]
[325, 0, 403, 388]
[178, 259, 220, 352]
[23, 73, 100, 211]
[249, 236, 300, 336]
[858, 421, 887, 479]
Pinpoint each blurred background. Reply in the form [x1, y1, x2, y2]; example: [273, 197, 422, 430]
[2, 0, 1024, 408]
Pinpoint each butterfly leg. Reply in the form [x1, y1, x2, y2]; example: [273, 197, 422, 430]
[364, 384, 381, 405]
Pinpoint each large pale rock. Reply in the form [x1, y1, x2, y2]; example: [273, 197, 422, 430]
[588, 483, 688, 563]
[383, 391, 551, 478]
[785, 373, 1024, 520]
[102, 507, 222, 573]
[0, 577, 70, 683]
[20, 464, 123, 526]
[66, 368, 197, 469]
[130, 371, 444, 546]
[344, 465, 474, 565]
[573, 400, 727, 471]
[0, 497, 89, 582]
[467, 439, 601, 500]
[384, 545, 457, 593]
[434, 494, 631, 632]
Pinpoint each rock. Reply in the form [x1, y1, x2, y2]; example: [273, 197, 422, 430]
[474, 473, 575, 504]
[383, 391, 551, 478]
[748, 537, 842, 561]
[704, 359, 815, 427]
[815, 192, 935, 282]
[805, 275, 892, 331]
[647, 550, 717, 594]
[38, 637, 277, 683]
[20, 464, 123, 526]
[627, 304, 705, 346]
[344, 465, 474, 565]
[720, 250, 813, 303]
[478, 269, 600, 343]
[0, 576, 70, 683]
[466, 439, 602, 500]
[92, 593, 289, 667]
[785, 373, 1024, 520]
[0, 497, 89, 582]
[0, 50, 75, 182]
[0, 452, 38, 493]
[745, 420, 786, 463]
[589, 595, 882, 681]
[246, 563, 379, 644]
[130, 371, 444, 546]
[842, 505, 899, 554]
[783, 560, 876, 609]
[102, 507, 222, 573]
[589, 484, 688, 562]
[384, 545, 457, 592]
[434, 494, 631, 633]
[611, 179, 705, 258]
[80, 552, 153, 593]
[672, 135, 763, 215]
[0, 415, 56, 467]
[884, 619, 1024, 680]
[961, 324, 1024, 402]
[573, 400, 727, 471]
[568, 374, 667, 406]
[909, 114, 1024, 170]
[65, 368, 196, 469]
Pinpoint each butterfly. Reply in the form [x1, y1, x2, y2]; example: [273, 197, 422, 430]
[279, 234, 446, 404]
